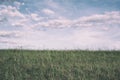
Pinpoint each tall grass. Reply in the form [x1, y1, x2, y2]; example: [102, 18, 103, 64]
[0, 50, 120, 80]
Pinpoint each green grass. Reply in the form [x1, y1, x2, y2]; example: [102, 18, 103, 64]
[0, 50, 120, 80]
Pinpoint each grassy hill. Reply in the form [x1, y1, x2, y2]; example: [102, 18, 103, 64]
[0, 50, 120, 80]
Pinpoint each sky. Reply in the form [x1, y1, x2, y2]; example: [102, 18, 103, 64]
[0, 0, 120, 50]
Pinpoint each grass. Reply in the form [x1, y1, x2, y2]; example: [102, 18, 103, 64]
[0, 49, 120, 80]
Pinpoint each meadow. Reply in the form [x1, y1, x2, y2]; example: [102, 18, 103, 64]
[0, 50, 120, 80]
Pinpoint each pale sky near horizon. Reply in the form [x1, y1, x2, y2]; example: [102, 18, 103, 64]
[0, 0, 120, 50]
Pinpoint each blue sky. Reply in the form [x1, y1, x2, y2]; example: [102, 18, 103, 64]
[0, 0, 120, 50]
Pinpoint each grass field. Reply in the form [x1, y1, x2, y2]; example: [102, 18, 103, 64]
[0, 50, 120, 80]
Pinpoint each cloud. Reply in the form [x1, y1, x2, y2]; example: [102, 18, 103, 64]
[33, 18, 71, 29]
[69, 28, 120, 50]
[0, 31, 23, 48]
[0, 5, 24, 18]
[1, 4, 120, 30]
[13, 1, 24, 9]
[0, 5, 26, 29]
[31, 11, 120, 29]
[0, 31, 21, 38]
[76, 11, 120, 24]
[0, 4, 120, 50]
[42, 8, 55, 15]
[30, 13, 41, 21]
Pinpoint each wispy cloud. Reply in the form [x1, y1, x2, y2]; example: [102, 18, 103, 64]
[0, 1, 120, 50]
[1, 4, 120, 29]
[0, 31, 21, 38]
[42, 8, 55, 15]
[33, 11, 120, 29]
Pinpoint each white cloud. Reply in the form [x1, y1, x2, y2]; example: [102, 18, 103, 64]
[0, 4, 120, 50]
[14, 1, 24, 9]
[30, 13, 40, 21]
[0, 5, 26, 29]
[34, 18, 71, 28]
[77, 11, 120, 24]
[0, 31, 21, 38]
[1, 5, 119, 29]
[42, 8, 55, 15]
[32, 11, 120, 29]
[0, 6, 25, 18]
